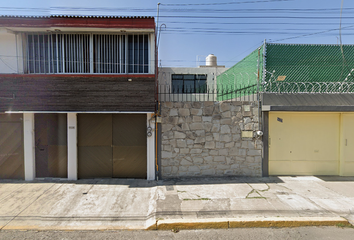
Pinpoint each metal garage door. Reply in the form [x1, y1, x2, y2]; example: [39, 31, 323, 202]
[0, 114, 24, 179]
[78, 114, 147, 179]
[35, 114, 67, 178]
[269, 112, 340, 175]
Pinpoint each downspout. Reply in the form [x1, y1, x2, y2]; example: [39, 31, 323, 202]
[260, 39, 266, 131]
[155, 3, 161, 180]
[257, 47, 261, 131]
[257, 40, 266, 132]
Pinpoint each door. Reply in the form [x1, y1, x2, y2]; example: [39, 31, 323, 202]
[112, 114, 147, 178]
[341, 114, 354, 176]
[78, 114, 147, 179]
[0, 114, 24, 179]
[35, 114, 67, 178]
[78, 114, 112, 178]
[269, 112, 340, 175]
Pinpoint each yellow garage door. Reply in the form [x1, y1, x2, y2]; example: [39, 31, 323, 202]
[269, 112, 340, 175]
[340, 114, 354, 176]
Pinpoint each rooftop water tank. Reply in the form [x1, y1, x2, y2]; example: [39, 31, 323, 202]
[206, 54, 217, 67]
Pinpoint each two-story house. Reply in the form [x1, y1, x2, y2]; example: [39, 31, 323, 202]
[0, 15, 156, 180]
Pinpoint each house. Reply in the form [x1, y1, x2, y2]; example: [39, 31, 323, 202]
[217, 42, 354, 176]
[0, 15, 157, 180]
[158, 54, 228, 102]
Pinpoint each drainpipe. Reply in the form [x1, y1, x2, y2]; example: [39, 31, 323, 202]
[155, 3, 161, 181]
[257, 46, 261, 131]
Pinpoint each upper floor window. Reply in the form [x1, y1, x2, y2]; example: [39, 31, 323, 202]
[172, 74, 207, 93]
[24, 33, 149, 74]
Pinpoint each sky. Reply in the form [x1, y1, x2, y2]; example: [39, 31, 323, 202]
[1, 0, 353, 68]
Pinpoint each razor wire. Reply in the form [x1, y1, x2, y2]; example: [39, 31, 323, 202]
[263, 81, 354, 93]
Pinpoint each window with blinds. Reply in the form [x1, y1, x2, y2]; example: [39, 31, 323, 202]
[24, 33, 150, 74]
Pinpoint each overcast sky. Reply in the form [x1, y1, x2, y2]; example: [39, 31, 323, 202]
[1, 0, 353, 68]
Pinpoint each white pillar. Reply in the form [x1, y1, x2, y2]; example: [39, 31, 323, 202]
[147, 113, 156, 180]
[67, 113, 78, 180]
[23, 113, 35, 180]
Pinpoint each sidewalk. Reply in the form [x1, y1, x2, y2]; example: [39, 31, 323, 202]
[0, 176, 354, 230]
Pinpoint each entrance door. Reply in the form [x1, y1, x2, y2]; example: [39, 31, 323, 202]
[35, 114, 67, 178]
[0, 114, 24, 179]
[78, 114, 147, 179]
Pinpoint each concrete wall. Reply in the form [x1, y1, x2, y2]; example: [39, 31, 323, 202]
[161, 101, 262, 178]
[0, 32, 19, 73]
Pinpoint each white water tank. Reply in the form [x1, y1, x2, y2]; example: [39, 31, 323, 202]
[206, 54, 217, 67]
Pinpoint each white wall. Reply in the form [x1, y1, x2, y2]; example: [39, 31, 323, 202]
[23, 113, 35, 180]
[67, 113, 78, 180]
[0, 32, 18, 73]
[149, 33, 155, 74]
[146, 113, 156, 180]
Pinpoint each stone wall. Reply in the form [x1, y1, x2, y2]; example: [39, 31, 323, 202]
[161, 101, 263, 178]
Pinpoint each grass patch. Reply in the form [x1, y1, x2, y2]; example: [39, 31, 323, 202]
[336, 223, 354, 228]
[183, 198, 211, 201]
[246, 189, 267, 199]
[247, 196, 266, 199]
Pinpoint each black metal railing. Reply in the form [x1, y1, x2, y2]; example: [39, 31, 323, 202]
[158, 84, 257, 102]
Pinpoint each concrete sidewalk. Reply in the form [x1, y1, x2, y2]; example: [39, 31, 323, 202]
[0, 176, 354, 230]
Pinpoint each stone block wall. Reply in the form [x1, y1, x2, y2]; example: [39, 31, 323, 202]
[160, 101, 263, 178]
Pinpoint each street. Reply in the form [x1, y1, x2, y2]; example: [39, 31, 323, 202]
[1, 226, 354, 240]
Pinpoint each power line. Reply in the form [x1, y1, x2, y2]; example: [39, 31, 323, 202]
[159, 15, 354, 19]
[160, 0, 292, 6]
[269, 24, 354, 42]
[162, 21, 353, 26]
[1, 6, 354, 13]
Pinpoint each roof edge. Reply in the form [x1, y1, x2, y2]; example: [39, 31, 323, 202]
[0, 15, 154, 19]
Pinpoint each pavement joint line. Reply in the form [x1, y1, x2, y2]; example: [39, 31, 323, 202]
[0, 183, 58, 231]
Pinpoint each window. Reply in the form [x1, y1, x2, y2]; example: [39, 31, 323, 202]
[172, 74, 207, 93]
[24, 33, 150, 74]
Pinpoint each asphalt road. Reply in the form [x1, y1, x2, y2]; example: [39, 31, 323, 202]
[1, 226, 354, 240]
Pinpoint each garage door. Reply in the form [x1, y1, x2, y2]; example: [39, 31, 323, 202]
[269, 112, 340, 175]
[0, 114, 24, 179]
[78, 114, 147, 179]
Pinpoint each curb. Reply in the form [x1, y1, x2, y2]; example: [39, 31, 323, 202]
[2, 217, 350, 231]
[147, 217, 352, 230]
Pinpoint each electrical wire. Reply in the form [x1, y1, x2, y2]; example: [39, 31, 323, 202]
[160, 0, 293, 6]
[269, 24, 354, 42]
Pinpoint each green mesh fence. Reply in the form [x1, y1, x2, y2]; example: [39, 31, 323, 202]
[217, 46, 263, 101]
[217, 43, 354, 98]
[264, 43, 354, 93]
